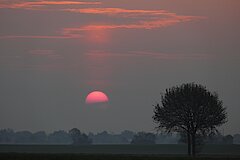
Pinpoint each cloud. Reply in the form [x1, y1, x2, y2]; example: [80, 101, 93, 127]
[85, 50, 211, 60]
[0, 0, 101, 10]
[64, 8, 173, 17]
[0, 32, 83, 39]
[0, 3, 205, 39]
[29, 49, 64, 59]
[62, 15, 203, 34]
[62, 8, 204, 33]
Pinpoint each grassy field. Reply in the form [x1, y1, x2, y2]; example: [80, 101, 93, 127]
[0, 144, 240, 159]
[1, 144, 240, 155]
[1, 153, 240, 160]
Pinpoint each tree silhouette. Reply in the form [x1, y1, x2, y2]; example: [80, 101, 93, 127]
[153, 83, 227, 156]
[69, 128, 92, 145]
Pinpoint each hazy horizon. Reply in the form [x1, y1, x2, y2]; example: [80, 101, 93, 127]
[0, 0, 240, 134]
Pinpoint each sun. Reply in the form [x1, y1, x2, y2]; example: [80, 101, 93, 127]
[85, 91, 109, 104]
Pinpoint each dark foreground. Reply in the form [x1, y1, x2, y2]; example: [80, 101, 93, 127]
[1, 153, 240, 160]
[0, 144, 240, 160]
[1, 144, 240, 155]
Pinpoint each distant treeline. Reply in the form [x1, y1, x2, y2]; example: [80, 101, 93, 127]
[0, 128, 239, 145]
[0, 129, 178, 144]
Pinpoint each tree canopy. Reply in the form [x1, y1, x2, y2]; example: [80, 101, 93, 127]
[153, 83, 227, 156]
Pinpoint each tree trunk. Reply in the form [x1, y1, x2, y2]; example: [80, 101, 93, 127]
[192, 133, 196, 157]
[187, 132, 191, 156]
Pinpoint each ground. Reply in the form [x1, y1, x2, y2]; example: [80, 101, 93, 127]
[0, 144, 240, 160]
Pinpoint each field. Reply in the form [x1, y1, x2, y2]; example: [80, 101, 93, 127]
[1, 153, 240, 160]
[0, 144, 240, 160]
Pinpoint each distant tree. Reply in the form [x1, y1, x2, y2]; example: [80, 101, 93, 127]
[156, 133, 179, 144]
[69, 128, 92, 145]
[223, 135, 233, 144]
[92, 131, 129, 144]
[153, 83, 227, 156]
[178, 131, 204, 145]
[233, 134, 240, 144]
[120, 130, 135, 143]
[97, 131, 109, 137]
[88, 132, 94, 139]
[0, 129, 15, 144]
[69, 128, 81, 144]
[131, 132, 156, 144]
[14, 131, 33, 144]
[204, 131, 224, 144]
[91, 131, 128, 144]
[32, 131, 47, 144]
[48, 130, 72, 144]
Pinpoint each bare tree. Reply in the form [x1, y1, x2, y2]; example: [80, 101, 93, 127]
[153, 83, 227, 156]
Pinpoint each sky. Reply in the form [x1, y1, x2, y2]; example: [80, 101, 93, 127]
[0, 0, 240, 134]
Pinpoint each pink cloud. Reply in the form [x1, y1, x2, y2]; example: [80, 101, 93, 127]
[0, 4, 205, 39]
[62, 8, 204, 33]
[0, 0, 101, 10]
[62, 15, 203, 34]
[64, 8, 172, 17]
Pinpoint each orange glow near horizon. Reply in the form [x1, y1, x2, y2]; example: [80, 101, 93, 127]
[85, 91, 109, 104]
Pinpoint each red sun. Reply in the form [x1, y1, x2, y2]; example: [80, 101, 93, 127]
[85, 91, 109, 104]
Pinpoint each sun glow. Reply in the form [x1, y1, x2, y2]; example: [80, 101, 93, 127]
[85, 27, 110, 44]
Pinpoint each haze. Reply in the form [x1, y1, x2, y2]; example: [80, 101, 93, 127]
[0, 0, 240, 134]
